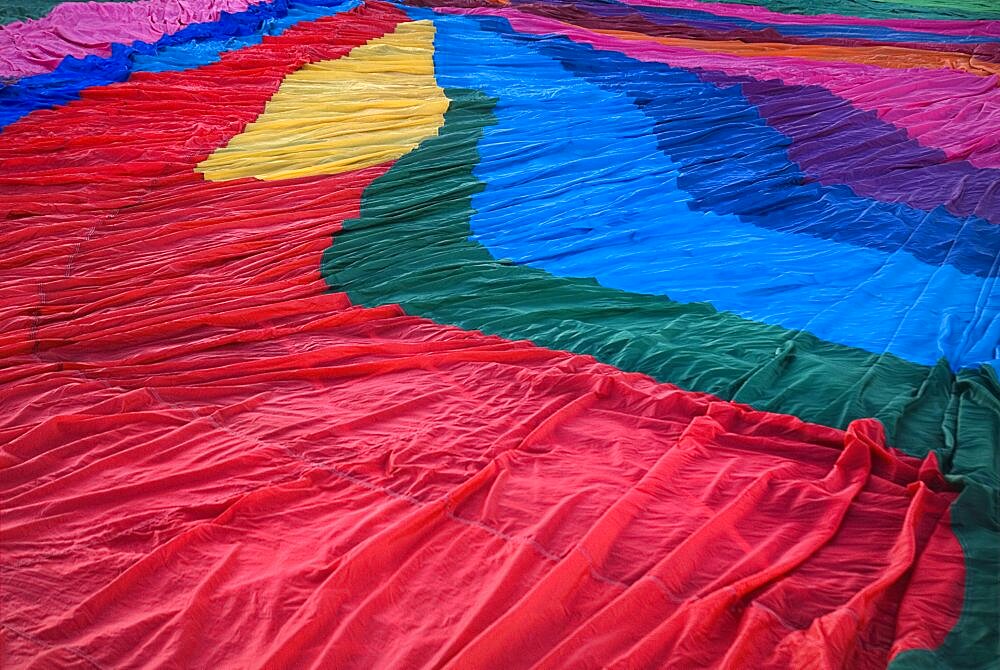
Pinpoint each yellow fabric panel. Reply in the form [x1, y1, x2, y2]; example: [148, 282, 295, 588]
[197, 20, 446, 182]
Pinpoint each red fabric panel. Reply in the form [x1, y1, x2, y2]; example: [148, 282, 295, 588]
[0, 307, 966, 667]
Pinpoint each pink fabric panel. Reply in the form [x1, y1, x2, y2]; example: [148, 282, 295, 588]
[0, 0, 260, 79]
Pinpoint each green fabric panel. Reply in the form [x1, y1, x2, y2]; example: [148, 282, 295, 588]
[1, 1, 137, 24]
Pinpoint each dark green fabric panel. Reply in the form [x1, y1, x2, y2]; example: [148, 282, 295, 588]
[1, 1, 137, 24]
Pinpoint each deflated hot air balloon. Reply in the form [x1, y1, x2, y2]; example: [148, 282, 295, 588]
[0, 0, 997, 667]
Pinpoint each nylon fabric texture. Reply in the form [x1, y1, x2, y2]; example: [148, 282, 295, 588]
[196, 19, 447, 181]
[0, 0, 137, 24]
[0, 0, 264, 78]
[1, 0, 998, 668]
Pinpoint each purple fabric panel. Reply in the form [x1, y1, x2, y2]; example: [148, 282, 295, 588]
[696, 70, 1000, 223]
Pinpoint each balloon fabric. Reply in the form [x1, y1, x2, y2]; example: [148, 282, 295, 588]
[1, 0, 997, 668]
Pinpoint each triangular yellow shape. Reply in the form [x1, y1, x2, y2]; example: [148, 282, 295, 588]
[197, 20, 447, 182]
